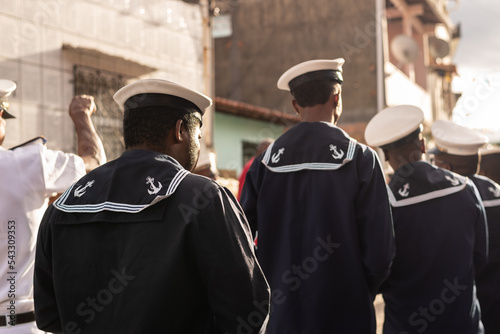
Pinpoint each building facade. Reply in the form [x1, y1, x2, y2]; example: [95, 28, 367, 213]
[1, 0, 210, 160]
[213, 0, 459, 145]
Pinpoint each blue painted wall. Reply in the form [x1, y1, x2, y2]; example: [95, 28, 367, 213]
[214, 112, 286, 175]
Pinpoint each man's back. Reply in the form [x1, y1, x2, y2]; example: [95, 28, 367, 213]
[381, 161, 487, 334]
[35, 150, 269, 333]
[468, 174, 500, 333]
[241, 122, 394, 333]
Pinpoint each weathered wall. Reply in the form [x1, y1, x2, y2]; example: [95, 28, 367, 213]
[214, 111, 284, 175]
[214, 0, 379, 127]
[0, 0, 205, 154]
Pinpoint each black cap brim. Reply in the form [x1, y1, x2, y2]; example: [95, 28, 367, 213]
[0, 106, 15, 119]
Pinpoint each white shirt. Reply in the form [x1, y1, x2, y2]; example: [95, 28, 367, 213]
[0, 139, 85, 315]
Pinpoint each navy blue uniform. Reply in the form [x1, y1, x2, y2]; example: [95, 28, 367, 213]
[34, 150, 270, 334]
[381, 161, 488, 334]
[469, 174, 500, 334]
[241, 122, 395, 334]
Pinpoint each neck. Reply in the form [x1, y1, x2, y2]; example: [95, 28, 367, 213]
[300, 105, 336, 124]
[389, 151, 423, 172]
[452, 166, 478, 176]
[126, 145, 168, 155]
[437, 154, 479, 176]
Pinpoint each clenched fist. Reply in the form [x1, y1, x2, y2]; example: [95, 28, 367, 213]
[69, 95, 97, 119]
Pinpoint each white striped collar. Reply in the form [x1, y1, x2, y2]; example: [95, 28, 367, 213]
[54, 169, 189, 214]
[53, 150, 190, 214]
[261, 122, 357, 173]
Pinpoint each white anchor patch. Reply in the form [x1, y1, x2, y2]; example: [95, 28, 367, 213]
[445, 175, 460, 186]
[146, 176, 163, 195]
[74, 180, 95, 198]
[329, 144, 344, 159]
[271, 148, 285, 163]
[488, 186, 500, 197]
[398, 183, 410, 197]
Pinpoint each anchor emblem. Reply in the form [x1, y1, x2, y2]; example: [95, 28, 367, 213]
[329, 145, 344, 160]
[445, 175, 460, 186]
[74, 180, 95, 198]
[271, 148, 285, 163]
[398, 183, 410, 197]
[146, 176, 163, 195]
[488, 186, 500, 197]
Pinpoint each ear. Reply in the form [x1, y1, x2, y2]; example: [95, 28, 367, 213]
[174, 119, 184, 143]
[291, 100, 301, 115]
[333, 93, 339, 107]
[420, 138, 427, 154]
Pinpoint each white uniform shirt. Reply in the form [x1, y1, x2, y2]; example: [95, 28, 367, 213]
[0, 139, 85, 315]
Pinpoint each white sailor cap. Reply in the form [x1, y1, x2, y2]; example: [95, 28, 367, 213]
[114, 78, 212, 115]
[0, 80, 17, 119]
[364, 105, 424, 148]
[277, 58, 345, 91]
[431, 120, 488, 156]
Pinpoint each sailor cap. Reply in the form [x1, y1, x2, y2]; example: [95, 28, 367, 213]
[277, 58, 345, 91]
[431, 120, 488, 156]
[114, 79, 212, 115]
[364, 105, 424, 148]
[0, 80, 17, 119]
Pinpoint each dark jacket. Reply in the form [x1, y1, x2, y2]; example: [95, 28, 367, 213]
[381, 161, 487, 334]
[469, 174, 500, 334]
[241, 122, 395, 334]
[34, 150, 270, 334]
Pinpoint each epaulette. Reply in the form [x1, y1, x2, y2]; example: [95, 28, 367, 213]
[9, 136, 47, 150]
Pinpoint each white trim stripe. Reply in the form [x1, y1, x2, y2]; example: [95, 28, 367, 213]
[264, 162, 345, 173]
[346, 138, 356, 160]
[262, 142, 275, 165]
[388, 183, 466, 207]
[166, 169, 190, 195]
[55, 201, 149, 213]
[55, 184, 74, 206]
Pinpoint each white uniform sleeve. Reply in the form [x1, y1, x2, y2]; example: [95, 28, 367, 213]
[42, 147, 86, 196]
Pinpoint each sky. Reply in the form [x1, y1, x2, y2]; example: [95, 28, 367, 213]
[447, 0, 500, 142]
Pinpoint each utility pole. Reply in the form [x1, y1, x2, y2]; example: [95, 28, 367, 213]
[201, 0, 215, 148]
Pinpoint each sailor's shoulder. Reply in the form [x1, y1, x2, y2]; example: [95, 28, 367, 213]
[9, 136, 46, 151]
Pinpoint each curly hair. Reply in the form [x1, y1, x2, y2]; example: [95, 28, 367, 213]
[123, 106, 199, 151]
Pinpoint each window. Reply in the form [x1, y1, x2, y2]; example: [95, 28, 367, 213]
[73, 65, 128, 161]
[242, 140, 258, 166]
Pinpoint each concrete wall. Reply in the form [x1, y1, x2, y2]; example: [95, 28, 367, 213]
[214, 112, 284, 175]
[214, 0, 379, 125]
[0, 0, 205, 153]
